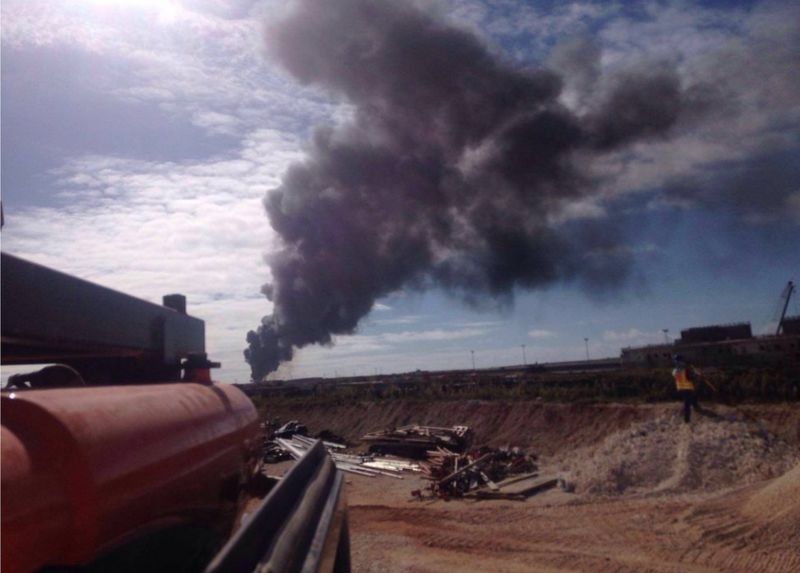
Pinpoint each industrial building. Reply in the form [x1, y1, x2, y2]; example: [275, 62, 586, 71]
[622, 281, 799, 368]
[621, 318, 800, 368]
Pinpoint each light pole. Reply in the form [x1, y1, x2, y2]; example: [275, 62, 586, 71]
[470, 349, 475, 371]
[521, 344, 527, 366]
[663, 329, 669, 344]
[584, 338, 590, 361]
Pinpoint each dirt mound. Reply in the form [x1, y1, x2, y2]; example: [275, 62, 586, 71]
[742, 462, 800, 540]
[261, 398, 799, 457]
[738, 403, 800, 445]
[558, 410, 798, 496]
[261, 399, 658, 455]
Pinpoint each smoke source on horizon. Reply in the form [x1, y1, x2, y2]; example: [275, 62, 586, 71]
[244, 0, 711, 381]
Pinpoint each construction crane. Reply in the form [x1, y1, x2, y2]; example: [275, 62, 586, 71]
[776, 280, 796, 335]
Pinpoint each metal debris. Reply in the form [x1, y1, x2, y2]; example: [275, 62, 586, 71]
[417, 446, 539, 499]
[361, 425, 474, 457]
[262, 440, 293, 463]
[263, 420, 550, 501]
[274, 434, 422, 478]
[262, 420, 347, 464]
[273, 420, 308, 439]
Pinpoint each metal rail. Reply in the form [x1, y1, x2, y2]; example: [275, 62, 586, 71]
[205, 440, 350, 573]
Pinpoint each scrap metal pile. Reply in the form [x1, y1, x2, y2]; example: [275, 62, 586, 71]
[272, 420, 308, 439]
[262, 420, 557, 500]
[417, 446, 548, 500]
[361, 424, 474, 456]
[262, 419, 348, 463]
[275, 434, 422, 478]
[262, 419, 310, 463]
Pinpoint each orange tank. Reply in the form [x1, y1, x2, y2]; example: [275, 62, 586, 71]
[1, 383, 258, 573]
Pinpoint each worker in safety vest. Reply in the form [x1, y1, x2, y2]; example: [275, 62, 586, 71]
[672, 354, 703, 423]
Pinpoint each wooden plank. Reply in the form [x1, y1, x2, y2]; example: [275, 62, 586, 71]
[480, 472, 500, 491]
[437, 453, 495, 486]
[468, 475, 559, 500]
[492, 472, 540, 489]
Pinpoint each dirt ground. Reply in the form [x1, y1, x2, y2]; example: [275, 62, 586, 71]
[263, 400, 800, 572]
[344, 469, 800, 573]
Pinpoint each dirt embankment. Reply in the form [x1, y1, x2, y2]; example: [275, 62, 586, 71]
[555, 412, 798, 495]
[260, 399, 800, 456]
[260, 399, 800, 572]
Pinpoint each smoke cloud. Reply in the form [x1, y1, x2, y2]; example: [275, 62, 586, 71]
[244, 0, 710, 380]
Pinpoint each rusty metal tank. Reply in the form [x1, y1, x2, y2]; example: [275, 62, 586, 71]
[1, 382, 258, 573]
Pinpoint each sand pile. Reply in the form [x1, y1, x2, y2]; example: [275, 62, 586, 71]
[741, 462, 800, 542]
[557, 410, 798, 496]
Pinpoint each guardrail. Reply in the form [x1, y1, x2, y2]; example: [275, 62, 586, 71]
[205, 440, 350, 573]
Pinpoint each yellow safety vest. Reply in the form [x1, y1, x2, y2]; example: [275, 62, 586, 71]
[673, 367, 695, 391]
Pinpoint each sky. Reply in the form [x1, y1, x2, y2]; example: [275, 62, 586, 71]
[2, 0, 798, 383]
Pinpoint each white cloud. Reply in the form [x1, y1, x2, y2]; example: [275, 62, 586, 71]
[1, 0, 340, 138]
[327, 326, 487, 350]
[602, 328, 666, 346]
[191, 110, 243, 136]
[445, 0, 618, 54]
[267, 325, 492, 378]
[548, 198, 607, 224]
[528, 329, 557, 339]
[382, 328, 485, 343]
[451, 320, 506, 329]
[370, 315, 422, 326]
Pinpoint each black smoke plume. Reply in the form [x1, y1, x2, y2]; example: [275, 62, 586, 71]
[245, 0, 704, 380]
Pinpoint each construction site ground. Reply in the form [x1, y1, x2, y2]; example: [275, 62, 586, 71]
[262, 400, 800, 572]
